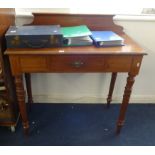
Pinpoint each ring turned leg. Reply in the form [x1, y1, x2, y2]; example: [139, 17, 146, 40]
[107, 72, 117, 108]
[116, 73, 136, 134]
[15, 75, 29, 135]
[25, 73, 33, 104]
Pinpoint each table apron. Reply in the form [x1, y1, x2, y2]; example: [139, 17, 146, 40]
[9, 55, 143, 74]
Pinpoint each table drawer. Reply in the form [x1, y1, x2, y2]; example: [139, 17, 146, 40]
[49, 55, 132, 72]
[49, 55, 105, 72]
[20, 56, 48, 72]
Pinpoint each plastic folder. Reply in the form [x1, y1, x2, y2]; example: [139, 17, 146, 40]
[90, 31, 124, 47]
[61, 25, 92, 38]
[61, 25, 93, 46]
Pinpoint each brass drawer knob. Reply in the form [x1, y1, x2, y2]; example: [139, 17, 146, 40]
[71, 61, 84, 68]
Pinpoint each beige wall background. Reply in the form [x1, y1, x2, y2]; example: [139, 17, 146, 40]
[15, 9, 155, 104]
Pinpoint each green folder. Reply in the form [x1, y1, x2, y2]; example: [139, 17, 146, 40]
[61, 25, 93, 46]
[61, 25, 92, 38]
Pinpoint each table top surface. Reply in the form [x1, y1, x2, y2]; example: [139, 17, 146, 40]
[5, 34, 147, 56]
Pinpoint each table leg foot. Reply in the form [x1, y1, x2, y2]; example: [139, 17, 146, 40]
[116, 121, 124, 134]
[107, 99, 111, 108]
[24, 127, 29, 136]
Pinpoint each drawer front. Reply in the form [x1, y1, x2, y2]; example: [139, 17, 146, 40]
[49, 55, 132, 72]
[49, 55, 105, 72]
[105, 56, 132, 72]
[20, 56, 48, 72]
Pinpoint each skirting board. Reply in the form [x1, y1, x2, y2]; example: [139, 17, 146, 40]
[30, 94, 155, 104]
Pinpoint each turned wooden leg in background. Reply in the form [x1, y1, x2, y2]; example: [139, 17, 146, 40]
[25, 73, 33, 105]
[15, 75, 29, 135]
[107, 72, 117, 108]
[116, 73, 136, 134]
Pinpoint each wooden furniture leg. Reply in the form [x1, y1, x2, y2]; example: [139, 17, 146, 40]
[107, 72, 117, 108]
[116, 73, 136, 134]
[15, 75, 29, 135]
[25, 73, 33, 104]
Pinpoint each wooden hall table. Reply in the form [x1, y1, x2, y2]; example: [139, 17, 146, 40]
[5, 13, 146, 135]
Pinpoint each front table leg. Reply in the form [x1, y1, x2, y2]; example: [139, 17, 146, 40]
[116, 73, 136, 134]
[15, 75, 29, 135]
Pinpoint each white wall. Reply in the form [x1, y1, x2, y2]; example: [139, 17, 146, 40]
[15, 9, 155, 103]
[114, 17, 155, 103]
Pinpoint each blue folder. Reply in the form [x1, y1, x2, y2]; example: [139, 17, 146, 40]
[90, 31, 124, 47]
